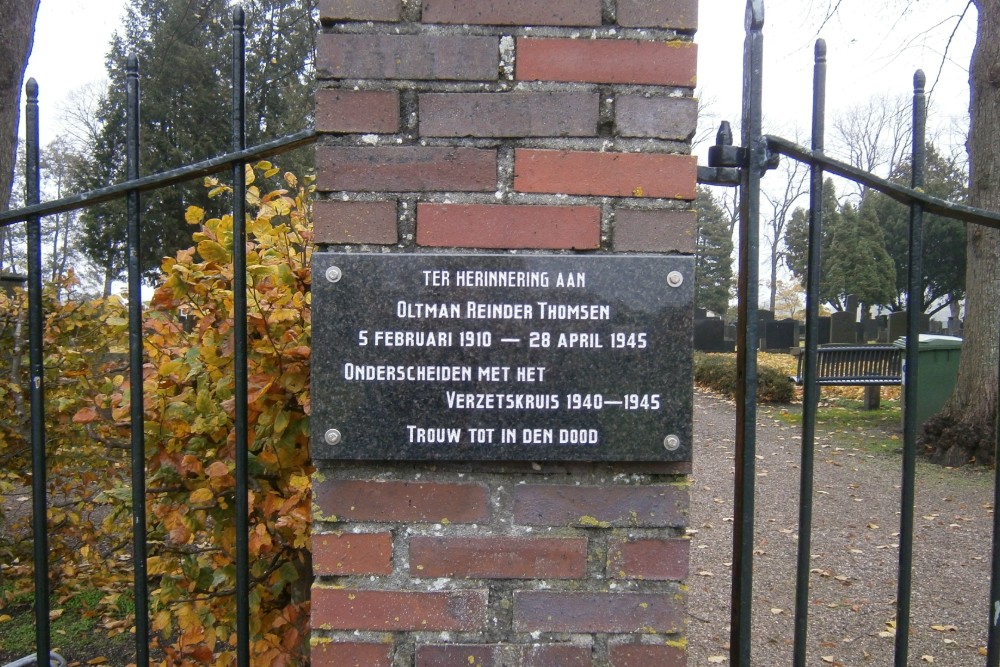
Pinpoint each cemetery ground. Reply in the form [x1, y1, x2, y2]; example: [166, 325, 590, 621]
[688, 382, 994, 667]
[0, 369, 994, 666]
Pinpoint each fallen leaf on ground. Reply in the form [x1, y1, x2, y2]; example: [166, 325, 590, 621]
[707, 656, 726, 664]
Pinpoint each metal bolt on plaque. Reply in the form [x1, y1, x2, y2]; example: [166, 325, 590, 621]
[324, 429, 342, 446]
[663, 434, 681, 451]
[325, 266, 342, 283]
[666, 271, 684, 288]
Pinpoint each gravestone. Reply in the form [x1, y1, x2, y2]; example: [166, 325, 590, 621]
[829, 311, 858, 344]
[695, 317, 731, 353]
[876, 315, 889, 343]
[763, 318, 796, 351]
[818, 316, 831, 344]
[888, 311, 931, 341]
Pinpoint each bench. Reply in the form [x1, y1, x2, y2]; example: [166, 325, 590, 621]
[790, 344, 903, 409]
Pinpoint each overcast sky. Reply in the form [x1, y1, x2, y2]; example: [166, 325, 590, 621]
[23, 0, 977, 159]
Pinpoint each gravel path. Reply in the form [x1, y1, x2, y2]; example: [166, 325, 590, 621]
[688, 389, 995, 667]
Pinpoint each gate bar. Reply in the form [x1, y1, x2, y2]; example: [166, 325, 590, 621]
[895, 69, 927, 667]
[0, 130, 315, 229]
[125, 54, 151, 667]
[765, 136, 1000, 230]
[792, 38, 827, 667]
[731, 2, 765, 665]
[25, 77, 51, 667]
[231, 9, 251, 667]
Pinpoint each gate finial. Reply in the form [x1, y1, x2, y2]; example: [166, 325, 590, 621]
[746, 0, 764, 30]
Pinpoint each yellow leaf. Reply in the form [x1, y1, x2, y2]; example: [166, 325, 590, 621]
[245, 162, 256, 185]
[49, 608, 64, 620]
[821, 657, 835, 664]
[930, 624, 957, 632]
[197, 239, 230, 264]
[921, 655, 934, 663]
[0, 615, 12, 623]
[87, 658, 109, 665]
[190, 487, 214, 504]
[185, 206, 205, 225]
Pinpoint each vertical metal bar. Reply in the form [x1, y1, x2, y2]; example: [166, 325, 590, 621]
[125, 54, 151, 667]
[25, 76, 51, 667]
[793, 38, 826, 667]
[895, 69, 926, 667]
[231, 8, 250, 667]
[731, 2, 764, 666]
[989, 368, 1000, 665]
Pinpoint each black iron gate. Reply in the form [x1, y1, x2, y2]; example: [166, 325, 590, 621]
[0, 8, 314, 667]
[3, 1, 1000, 666]
[698, 2, 1000, 666]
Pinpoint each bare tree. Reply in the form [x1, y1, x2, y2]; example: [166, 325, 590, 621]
[830, 94, 912, 200]
[762, 150, 809, 311]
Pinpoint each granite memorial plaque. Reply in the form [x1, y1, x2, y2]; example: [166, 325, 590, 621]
[311, 253, 694, 462]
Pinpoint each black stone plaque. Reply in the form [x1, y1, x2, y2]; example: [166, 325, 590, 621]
[311, 253, 693, 461]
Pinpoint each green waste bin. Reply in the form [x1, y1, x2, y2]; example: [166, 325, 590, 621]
[893, 334, 962, 425]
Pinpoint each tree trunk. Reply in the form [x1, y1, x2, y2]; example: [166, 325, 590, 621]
[923, 0, 1000, 466]
[0, 0, 39, 212]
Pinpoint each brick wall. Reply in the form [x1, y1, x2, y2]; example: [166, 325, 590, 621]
[312, 1, 698, 664]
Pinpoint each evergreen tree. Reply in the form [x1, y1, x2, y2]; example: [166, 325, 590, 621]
[74, 0, 315, 287]
[823, 201, 896, 311]
[783, 177, 838, 286]
[862, 144, 967, 314]
[695, 187, 735, 316]
[784, 177, 895, 312]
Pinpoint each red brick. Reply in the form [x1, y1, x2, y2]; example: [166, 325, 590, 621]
[516, 38, 697, 86]
[419, 92, 599, 138]
[313, 200, 398, 245]
[417, 645, 499, 667]
[609, 643, 685, 667]
[311, 641, 393, 667]
[615, 95, 698, 140]
[514, 149, 696, 200]
[617, 0, 698, 30]
[312, 588, 488, 631]
[417, 203, 600, 250]
[318, 34, 499, 81]
[409, 536, 587, 579]
[316, 89, 400, 134]
[513, 591, 684, 633]
[318, 0, 402, 21]
[421, 0, 601, 26]
[312, 532, 393, 576]
[316, 146, 497, 193]
[416, 644, 592, 666]
[314, 479, 490, 523]
[523, 645, 593, 666]
[607, 537, 689, 580]
[513, 484, 687, 528]
[613, 209, 696, 253]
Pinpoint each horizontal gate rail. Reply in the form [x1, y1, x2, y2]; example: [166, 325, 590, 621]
[765, 135, 1000, 230]
[0, 129, 315, 229]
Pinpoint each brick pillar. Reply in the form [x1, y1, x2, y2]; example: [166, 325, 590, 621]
[311, 1, 698, 665]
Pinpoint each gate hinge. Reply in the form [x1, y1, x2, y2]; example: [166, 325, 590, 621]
[698, 121, 778, 187]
